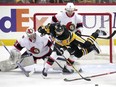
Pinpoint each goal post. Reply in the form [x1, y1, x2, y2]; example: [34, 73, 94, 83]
[33, 12, 114, 63]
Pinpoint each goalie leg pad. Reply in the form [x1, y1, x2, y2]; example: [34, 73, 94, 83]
[9, 49, 21, 64]
[0, 56, 35, 72]
[0, 60, 17, 72]
[20, 56, 35, 67]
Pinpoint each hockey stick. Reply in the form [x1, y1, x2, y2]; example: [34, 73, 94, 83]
[64, 70, 116, 82]
[81, 30, 116, 39]
[0, 41, 11, 55]
[16, 62, 29, 77]
[54, 59, 64, 70]
[0, 41, 34, 77]
[54, 45, 91, 81]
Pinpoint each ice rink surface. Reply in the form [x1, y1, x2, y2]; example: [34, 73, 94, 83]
[0, 46, 116, 87]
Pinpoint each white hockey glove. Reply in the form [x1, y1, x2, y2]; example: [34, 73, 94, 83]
[9, 49, 21, 64]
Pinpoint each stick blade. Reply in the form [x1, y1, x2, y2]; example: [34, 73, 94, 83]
[84, 78, 91, 81]
[64, 77, 91, 82]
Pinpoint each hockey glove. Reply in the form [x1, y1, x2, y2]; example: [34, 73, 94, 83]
[59, 48, 64, 55]
[38, 26, 47, 36]
[75, 30, 81, 37]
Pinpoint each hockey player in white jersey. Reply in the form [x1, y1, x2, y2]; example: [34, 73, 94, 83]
[51, 2, 83, 73]
[0, 28, 53, 72]
[52, 2, 83, 36]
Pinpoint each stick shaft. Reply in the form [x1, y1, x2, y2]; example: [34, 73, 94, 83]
[64, 71, 116, 81]
[81, 30, 116, 39]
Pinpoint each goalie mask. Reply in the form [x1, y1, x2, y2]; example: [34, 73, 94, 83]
[26, 28, 36, 43]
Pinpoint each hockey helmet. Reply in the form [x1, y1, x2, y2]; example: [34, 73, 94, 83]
[26, 28, 36, 42]
[54, 23, 64, 35]
[65, 2, 75, 12]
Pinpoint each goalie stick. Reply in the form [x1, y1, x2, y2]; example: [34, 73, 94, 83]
[0, 40, 34, 77]
[81, 30, 116, 39]
[16, 62, 35, 77]
[16, 62, 29, 77]
[54, 45, 91, 81]
[64, 70, 116, 82]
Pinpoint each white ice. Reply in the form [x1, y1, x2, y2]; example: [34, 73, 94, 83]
[0, 46, 116, 87]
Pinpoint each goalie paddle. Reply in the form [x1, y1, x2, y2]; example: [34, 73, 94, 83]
[16, 62, 29, 77]
[81, 30, 116, 39]
[64, 71, 116, 82]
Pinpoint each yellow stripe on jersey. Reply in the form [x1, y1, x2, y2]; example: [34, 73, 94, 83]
[73, 33, 85, 43]
[90, 36, 96, 41]
[82, 48, 88, 55]
[54, 32, 85, 46]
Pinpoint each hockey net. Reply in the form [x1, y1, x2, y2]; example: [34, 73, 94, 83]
[33, 13, 116, 64]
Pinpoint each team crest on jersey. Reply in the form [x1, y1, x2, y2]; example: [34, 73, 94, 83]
[29, 47, 40, 54]
[66, 22, 75, 31]
[69, 24, 75, 31]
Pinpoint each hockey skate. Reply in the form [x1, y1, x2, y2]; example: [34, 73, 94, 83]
[42, 68, 48, 78]
[62, 65, 83, 74]
[78, 68, 83, 73]
[90, 29, 107, 54]
[91, 41, 101, 54]
[62, 65, 74, 74]
[96, 29, 107, 36]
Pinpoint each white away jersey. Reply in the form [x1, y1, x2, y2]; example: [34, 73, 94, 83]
[15, 32, 51, 58]
[52, 11, 83, 31]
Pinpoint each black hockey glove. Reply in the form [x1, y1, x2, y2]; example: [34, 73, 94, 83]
[75, 30, 81, 37]
[38, 26, 47, 36]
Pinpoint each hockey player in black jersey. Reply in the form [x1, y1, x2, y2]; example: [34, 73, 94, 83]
[38, 22, 107, 78]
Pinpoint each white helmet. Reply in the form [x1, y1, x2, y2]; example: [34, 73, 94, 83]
[65, 2, 76, 11]
[26, 28, 35, 36]
[26, 28, 36, 42]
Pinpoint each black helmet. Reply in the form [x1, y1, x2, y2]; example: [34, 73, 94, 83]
[54, 23, 64, 35]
